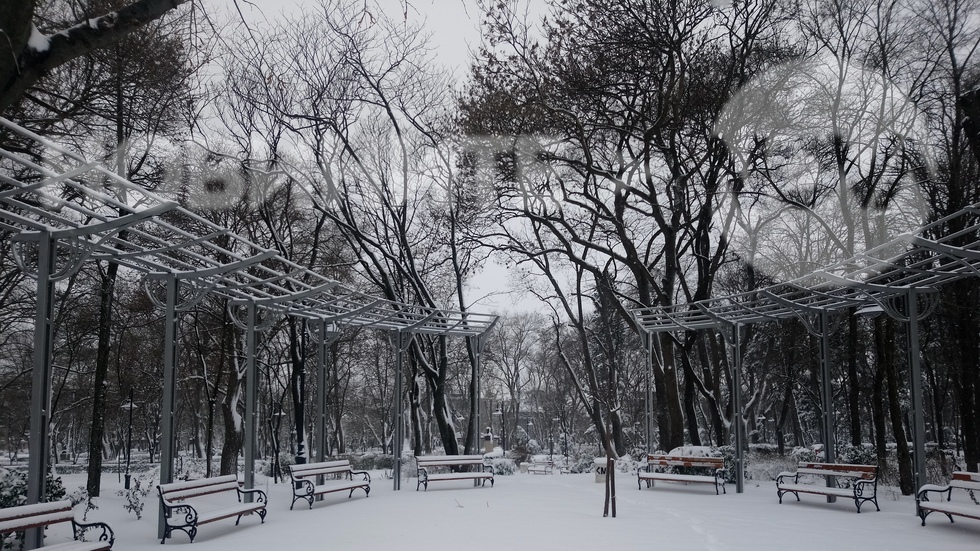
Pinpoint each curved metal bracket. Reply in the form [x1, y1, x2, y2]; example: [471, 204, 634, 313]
[227, 302, 281, 331]
[12, 234, 89, 281]
[142, 275, 214, 312]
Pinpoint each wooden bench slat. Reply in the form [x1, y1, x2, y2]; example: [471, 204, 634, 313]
[33, 542, 110, 551]
[917, 471, 980, 526]
[0, 501, 113, 550]
[416, 455, 494, 491]
[157, 476, 267, 543]
[287, 459, 371, 510]
[776, 462, 880, 513]
[638, 454, 726, 495]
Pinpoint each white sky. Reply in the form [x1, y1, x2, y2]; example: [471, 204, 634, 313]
[229, 0, 490, 73]
[213, 0, 545, 316]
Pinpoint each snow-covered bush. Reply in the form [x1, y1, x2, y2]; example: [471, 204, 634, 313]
[0, 468, 67, 549]
[118, 469, 157, 520]
[789, 446, 818, 463]
[490, 457, 517, 475]
[838, 444, 876, 466]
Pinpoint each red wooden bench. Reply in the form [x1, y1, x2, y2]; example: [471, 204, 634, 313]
[917, 471, 980, 526]
[637, 454, 726, 494]
[415, 455, 494, 491]
[287, 459, 370, 509]
[0, 500, 114, 550]
[157, 475, 267, 543]
[776, 462, 879, 513]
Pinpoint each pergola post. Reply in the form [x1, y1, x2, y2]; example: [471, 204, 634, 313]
[392, 331, 412, 490]
[469, 335, 485, 457]
[906, 288, 927, 500]
[643, 332, 655, 453]
[314, 320, 341, 463]
[818, 309, 837, 501]
[24, 233, 56, 550]
[243, 300, 258, 499]
[731, 324, 744, 494]
[158, 273, 180, 541]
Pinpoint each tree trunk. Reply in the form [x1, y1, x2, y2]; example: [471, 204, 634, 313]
[846, 312, 861, 446]
[876, 317, 914, 494]
[289, 320, 307, 465]
[657, 334, 685, 451]
[86, 262, 118, 496]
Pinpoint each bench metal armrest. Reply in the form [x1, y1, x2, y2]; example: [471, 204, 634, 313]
[351, 470, 371, 483]
[775, 471, 797, 484]
[482, 463, 494, 475]
[72, 519, 115, 546]
[162, 501, 198, 526]
[916, 483, 952, 503]
[238, 487, 268, 504]
[294, 478, 315, 497]
[852, 477, 877, 497]
[417, 467, 429, 482]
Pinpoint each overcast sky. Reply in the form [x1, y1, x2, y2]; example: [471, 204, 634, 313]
[229, 0, 490, 74]
[216, 0, 540, 315]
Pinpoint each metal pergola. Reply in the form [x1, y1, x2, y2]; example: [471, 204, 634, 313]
[0, 118, 497, 547]
[631, 204, 980, 499]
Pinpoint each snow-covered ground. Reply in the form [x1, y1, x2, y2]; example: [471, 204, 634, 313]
[32, 469, 980, 550]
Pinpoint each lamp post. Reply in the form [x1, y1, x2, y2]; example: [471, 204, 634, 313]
[492, 405, 503, 452]
[120, 390, 137, 490]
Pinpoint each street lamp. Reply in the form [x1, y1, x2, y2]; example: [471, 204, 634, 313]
[120, 390, 137, 490]
[492, 405, 503, 452]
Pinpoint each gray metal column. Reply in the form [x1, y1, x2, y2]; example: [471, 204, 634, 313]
[644, 332, 655, 453]
[392, 331, 409, 490]
[315, 320, 341, 463]
[25, 233, 56, 550]
[158, 274, 179, 541]
[818, 310, 837, 501]
[243, 301, 258, 499]
[469, 335, 485, 487]
[731, 324, 744, 494]
[906, 289, 927, 500]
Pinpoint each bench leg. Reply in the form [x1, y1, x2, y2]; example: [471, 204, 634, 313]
[776, 489, 799, 504]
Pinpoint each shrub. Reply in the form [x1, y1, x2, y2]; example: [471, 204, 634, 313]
[0, 468, 68, 549]
[838, 444, 877, 466]
[118, 468, 158, 520]
[489, 457, 516, 475]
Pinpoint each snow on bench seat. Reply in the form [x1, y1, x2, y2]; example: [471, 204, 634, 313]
[917, 471, 980, 526]
[0, 500, 113, 550]
[415, 455, 494, 491]
[776, 462, 879, 513]
[157, 474, 266, 544]
[287, 459, 371, 510]
[637, 454, 726, 494]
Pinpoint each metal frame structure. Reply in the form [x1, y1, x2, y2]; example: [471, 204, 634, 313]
[631, 204, 980, 499]
[0, 118, 496, 546]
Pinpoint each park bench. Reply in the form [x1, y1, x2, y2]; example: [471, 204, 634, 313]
[0, 500, 114, 550]
[916, 471, 980, 526]
[157, 474, 267, 544]
[637, 454, 727, 494]
[287, 459, 371, 510]
[527, 459, 554, 474]
[776, 462, 879, 513]
[415, 455, 494, 491]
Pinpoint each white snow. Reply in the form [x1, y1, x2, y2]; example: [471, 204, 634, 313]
[27, 469, 980, 550]
[27, 25, 50, 53]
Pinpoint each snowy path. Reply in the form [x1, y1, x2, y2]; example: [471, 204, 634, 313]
[35, 471, 980, 550]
